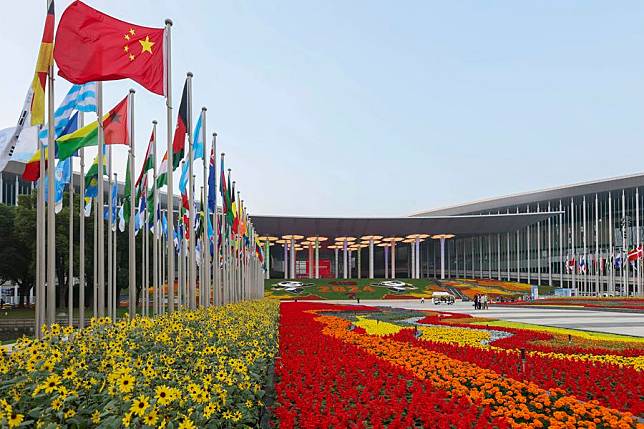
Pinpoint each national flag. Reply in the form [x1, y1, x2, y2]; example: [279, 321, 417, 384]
[118, 203, 125, 232]
[0, 91, 36, 172]
[614, 253, 622, 270]
[172, 79, 189, 170]
[207, 143, 216, 213]
[84, 197, 92, 217]
[255, 238, 265, 264]
[30, 0, 55, 126]
[162, 211, 168, 240]
[57, 95, 129, 160]
[84, 149, 107, 198]
[136, 129, 155, 187]
[38, 82, 97, 146]
[578, 257, 586, 274]
[54, 1, 166, 96]
[42, 113, 80, 209]
[22, 147, 49, 182]
[627, 245, 643, 262]
[156, 151, 169, 189]
[231, 181, 239, 234]
[10, 83, 97, 171]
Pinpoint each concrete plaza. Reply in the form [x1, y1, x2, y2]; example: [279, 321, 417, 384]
[313, 300, 644, 337]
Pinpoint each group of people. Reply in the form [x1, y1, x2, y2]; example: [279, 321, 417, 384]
[474, 294, 488, 310]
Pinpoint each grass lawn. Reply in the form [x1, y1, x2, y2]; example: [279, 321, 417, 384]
[264, 277, 553, 300]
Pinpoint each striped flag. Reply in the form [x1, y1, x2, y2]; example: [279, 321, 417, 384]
[156, 151, 169, 189]
[30, 0, 55, 126]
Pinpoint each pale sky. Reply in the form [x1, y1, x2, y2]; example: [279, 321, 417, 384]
[3, 1, 644, 217]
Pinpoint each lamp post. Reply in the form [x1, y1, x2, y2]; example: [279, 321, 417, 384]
[432, 234, 455, 280]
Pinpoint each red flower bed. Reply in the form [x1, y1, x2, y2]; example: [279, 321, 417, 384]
[391, 330, 644, 416]
[273, 303, 504, 428]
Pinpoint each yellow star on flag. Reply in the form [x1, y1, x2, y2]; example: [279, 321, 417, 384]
[139, 36, 155, 54]
[129, 28, 136, 36]
[124, 34, 130, 41]
[129, 54, 135, 61]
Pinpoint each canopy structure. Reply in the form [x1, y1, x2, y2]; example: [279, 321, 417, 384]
[251, 212, 560, 239]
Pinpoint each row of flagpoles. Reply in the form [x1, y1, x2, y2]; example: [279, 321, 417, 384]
[0, 1, 266, 338]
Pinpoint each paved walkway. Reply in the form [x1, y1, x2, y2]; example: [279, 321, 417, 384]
[309, 300, 644, 337]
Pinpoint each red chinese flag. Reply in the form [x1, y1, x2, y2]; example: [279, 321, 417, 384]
[54, 1, 165, 96]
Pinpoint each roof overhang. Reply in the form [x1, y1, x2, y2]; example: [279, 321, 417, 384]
[252, 212, 560, 239]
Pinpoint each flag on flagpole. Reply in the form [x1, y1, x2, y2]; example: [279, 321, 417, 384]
[171, 79, 188, 170]
[54, 1, 166, 96]
[30, 0, 55, 126]
[207, 143, 216, 213]
[136, 130, 155, 187]
[627, 245, 643, 262]
[57, 95, 129, 160]
[41, 113, 79, 200]
[84, 149, 106, 198]
[156, 151, 169, 189]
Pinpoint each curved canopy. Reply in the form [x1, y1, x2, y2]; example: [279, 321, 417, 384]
[252, 212, 560, 239]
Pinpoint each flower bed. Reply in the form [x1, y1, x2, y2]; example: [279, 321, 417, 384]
[0, 300, 279, 428]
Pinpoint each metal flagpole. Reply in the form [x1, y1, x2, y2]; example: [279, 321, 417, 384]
[201, 109, 209, 307]
[186, 73, 196, 310]
[178, 219, 183, 306]
[107, 147, 113, 319]
[96, 82, 105, 318]
[113, 197, 117, 319]
[93, 198, 97, 317]
[152, 122, 158, 314]
[212, 133, 219, 304]
[128, 89, 136, 318]
[79, 132, 86, 329]
[68, 156, 74, 327]
[164, 18, 175, 313]
[46, 63, 56, 325]
[35, 143, 43, 337]
[142, 191, 147, 316]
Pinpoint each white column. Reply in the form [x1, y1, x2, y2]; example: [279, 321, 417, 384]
[334, 247, 339, 278]
[391, 242, 396, 279]
[440, 238, 446, 280]
[416, 239, 421, 279]
[497, 233, 501, 280]
[571, 198, 576, 292]
[559, 201, 564, 287]
[384, 246, 389, 278]
[315, 239, 320, 279]
[341, 240, 347, 279]
[527, 205, 531, 285]
[537, 204, 541, 286]
[283, 242, 288, 279]
[357, 247, 361, 279]
[290, 238, 296, 279]
[368, 239, 374, 279]
[410, 242, 415, 279]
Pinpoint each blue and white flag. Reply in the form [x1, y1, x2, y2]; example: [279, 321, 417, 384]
[42, 112, 79, 212]
[162, 211, 168, 240]
[179, 114, 203, 195]
[118, 203, 125, 233]
[39, 83, 97, 147]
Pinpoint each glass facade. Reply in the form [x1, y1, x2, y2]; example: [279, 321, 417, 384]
[425, 188, 644, 296]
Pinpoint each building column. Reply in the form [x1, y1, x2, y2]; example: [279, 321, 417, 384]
[369, 239, 374, 279]
[391, 242, 396, 279]
[595, 194, 599, 295]
[384, 246, 389, 278]
[527, 205, 531, 285]
[622, 190, 627, 296]
[342, 240, 348, 279]
[334, 247, 339, 278]
[315, 239, 320, 279]
[583, 195, 588, 295]
[637, 189, 641, 296]
[440, 238, 446, 280]
[283, 242, 288, 279]
[416, 239, 421, 279]
[559, 200, 564, 288]
[410, 242, 415, 279]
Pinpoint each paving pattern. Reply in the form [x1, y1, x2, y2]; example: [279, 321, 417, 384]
[314, 300, 644, 337]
